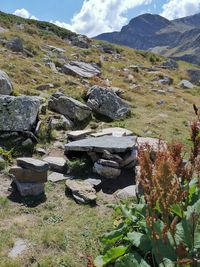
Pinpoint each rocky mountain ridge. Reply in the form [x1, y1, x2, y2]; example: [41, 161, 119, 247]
[95, 13, 200, 65]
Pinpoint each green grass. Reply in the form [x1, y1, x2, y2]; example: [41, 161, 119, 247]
[0, 182, 114, 267]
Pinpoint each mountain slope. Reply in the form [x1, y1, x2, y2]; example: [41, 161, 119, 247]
[95, 13, 200, 65]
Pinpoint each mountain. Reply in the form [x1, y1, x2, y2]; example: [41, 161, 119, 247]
[95, 13, 200, 65]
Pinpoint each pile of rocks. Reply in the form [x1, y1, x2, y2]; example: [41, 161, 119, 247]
[10, 158, 49, 197]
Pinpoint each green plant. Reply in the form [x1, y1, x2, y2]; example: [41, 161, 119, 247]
[0, 147, 13, 162]
[94, 111, 200, 267]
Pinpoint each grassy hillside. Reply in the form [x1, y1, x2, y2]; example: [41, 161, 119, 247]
[0, 12, 199, 267]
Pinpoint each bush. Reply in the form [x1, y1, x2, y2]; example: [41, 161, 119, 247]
[94, 108, 200, 267]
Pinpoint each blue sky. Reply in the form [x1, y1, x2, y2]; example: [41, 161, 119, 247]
[0, 0, 200, 37]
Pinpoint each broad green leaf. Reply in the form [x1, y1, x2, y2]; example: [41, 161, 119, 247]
[115, 252, 151, 267]
[175, 219, 193, 249]
[152, 238, 177, 264]
[127, 231, 151, 252]
[186, 199, 200, 219]
[94, 246, 128, 267]
[101, 224, 128, 245]
[159, 258, 176, 267]
[170, 204, 184, 218]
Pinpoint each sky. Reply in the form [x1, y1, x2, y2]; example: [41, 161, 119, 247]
[0, 0, 200, 37]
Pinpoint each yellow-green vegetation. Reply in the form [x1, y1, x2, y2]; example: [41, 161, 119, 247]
[0, 12, 200, 267]
[0, 182, 114, 267]
[0, 14, 199, 146]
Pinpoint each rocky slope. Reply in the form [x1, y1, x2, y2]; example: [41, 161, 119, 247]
[0, 11, 200, 267]
[95, 13, 200, 65]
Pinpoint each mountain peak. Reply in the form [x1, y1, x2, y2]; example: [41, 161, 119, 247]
[121, 13, 171, 36]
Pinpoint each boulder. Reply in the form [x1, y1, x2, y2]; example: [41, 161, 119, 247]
[6, 37, 23, 52]
[71, 35, 91, 48]
[65, 136, 137, 154]
[120, 149, 138, 169]
[65, 180, 96, 204]
[93, 162, 121, 179]
[179, 80, 194, 89]
[0, 96, 41, 131]
[62, 61, 101, 78]
[187, 69, 200, 86]
[17, 158, 49, 172]
[87, 86, 131, 120]
[10, 166, 47, 183]
[0, 70, 13, 95]
[115, 185, 137, 199]
[43, 156, 66, 173]
[48, 92, 92, 122]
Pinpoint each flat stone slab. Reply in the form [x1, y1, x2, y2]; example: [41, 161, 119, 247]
[17, 158, 49, 172]
[91, 127, 133, 138]
[8, 238, 29, 258]
[43, 157, 66, 173]
[10, 166, 47, 183]
[65, 136, 137, 154]
[48, 172, 72, 183]
[68, 129, 93, 140]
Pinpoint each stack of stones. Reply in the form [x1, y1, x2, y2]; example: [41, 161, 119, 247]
[10, 158, 49, 197]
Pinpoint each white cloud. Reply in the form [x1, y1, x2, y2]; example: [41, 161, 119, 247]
[13, 8, 38, 20]
[161, 0, 200, 20]
[52, 0, 152, 37]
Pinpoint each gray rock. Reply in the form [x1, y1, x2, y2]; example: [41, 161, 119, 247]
[36, 148, 46, 155]
[36, 83, 54, 91]
[65, 136, 137, 154]
[43, 157, 66, 173]
[93, 162, 121, 179]
[14, 179, 45, 196]
[0, 70, 13, 95]
[48, 93, 92, 122]
[67, 129, 93, 140]
[115, 185, 137, 199]
[10, 166, 47, 183]
[0, 26, 8, 33]
[48, 172, 71, 183]
[65, 180, 96, 204]
[62, 61, 101, 78]
[85, 178, 102, 188]
[98, 159, 119, 168]
[120, 149, 138, 169]
[17, 158, 49, 172]
[187, 69, 200, 86]
[87, 86, 131, 120]
[0, 96, 41, 131]
[8, 239, 29, 258]
[161, 59, 178, 70]
[179, 80, 194, 89]
[91, 127, 133, 138]
[158, 75, 173, 85]
[61, 115, 73, 130]
[6, 37, 23, 52]
[71, 35, 91, 48]
[45, 62, 57, 72]
[102, 150, 123, 163]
